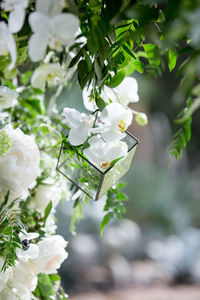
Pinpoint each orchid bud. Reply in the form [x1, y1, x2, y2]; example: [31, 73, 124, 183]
[135, 112, 148, 126]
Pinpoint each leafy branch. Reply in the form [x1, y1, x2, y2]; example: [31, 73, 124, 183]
[0, 192, 25, 272]
[100, 182, 129, 236]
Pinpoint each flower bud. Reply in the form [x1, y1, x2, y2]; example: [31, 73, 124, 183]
[135, 112, 148, 126]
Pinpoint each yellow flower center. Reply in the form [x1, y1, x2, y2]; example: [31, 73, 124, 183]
[46, 73, 54, 80]
[118, 120, 126, 132]
[100, 160, 110, 169]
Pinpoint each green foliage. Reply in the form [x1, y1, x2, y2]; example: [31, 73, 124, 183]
[168, 118, 192, 160]
[100, 183, 129, 236]
[0, 192, 25, 272]
[0, 131, 12, 156]
[34, 273, 68, 299]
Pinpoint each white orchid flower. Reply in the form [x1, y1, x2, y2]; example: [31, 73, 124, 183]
[83, 136, 128, 171]
[0, 86, 18, 108]
[100, 102, 133, 142]
[1, 0, 28, 33]
[36, 0, 65, 16]
[83, 77, 139, 111]
[31, 63, 65, 90]
[28, 12, 79, 62]
[0, 21, 17, 70]
[103, 76, 139, 106]
[63, 107, 95, 146]
[16, 231, 39, 263]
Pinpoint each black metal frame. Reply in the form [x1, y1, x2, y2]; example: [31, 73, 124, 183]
[56, 131, 139, 200]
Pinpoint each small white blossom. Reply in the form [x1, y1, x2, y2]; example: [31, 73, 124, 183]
[1, 0, 28, 33]
[33, 235, 68, 274]
[16, 232, 39, 263]
[83, 135, 128, 171]
[0, 86, 18, 109]
[28, 12, 79, 61]
[0, 21, 17, 70]
[31, 63, 65, 91]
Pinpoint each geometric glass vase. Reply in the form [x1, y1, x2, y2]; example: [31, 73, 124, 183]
[57, 131, 138, 201]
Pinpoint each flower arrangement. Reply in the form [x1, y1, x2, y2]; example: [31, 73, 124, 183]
[0, 0, 197, 298]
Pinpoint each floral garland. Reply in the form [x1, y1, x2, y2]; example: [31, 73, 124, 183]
[0, 0, 149, 299]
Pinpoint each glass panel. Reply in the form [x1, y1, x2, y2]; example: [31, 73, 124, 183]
[57, 142, 102, 200]
[98, 146, 137, 199]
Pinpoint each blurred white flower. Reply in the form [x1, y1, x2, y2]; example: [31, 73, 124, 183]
[36, 0, 65, 16]
[100, 102, 133, 142]
[0, 86, 18, 109]
[28, 12, 79, 61]
[1, 0, 28, 33]
[0, 257, 13, 293]
[0, 125, 41, 203]
[1, 260, 38, 300]
[30, 184, 61, 216]
[0, 22, 17, 70]
[16, 232, 39, 263]
[33, 235, 68, 274]
[83, 135, 128, 171]
[63, 107, 95, 146]
[31, 63, 65, 90]
[83, 77, 139, 111]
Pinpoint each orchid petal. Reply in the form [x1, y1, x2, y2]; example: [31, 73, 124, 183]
[28, 33, 48, 61]
[106, 141, 128, 161]
[51, 13, 79, 43]
[101, 127, 126, 142]
[63, 107, 81, 128]
[82, 85, 97, 112]
[6, 32, 17, 70]
[29, 12, 51, 36]
[36, 0, 64, 16]
[68, 126, 88, 146]
[8, 6, 25, 33]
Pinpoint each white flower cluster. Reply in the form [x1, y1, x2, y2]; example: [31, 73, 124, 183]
[0, 125, 40, 204]
[0, 233, 68, 300]
[0, 0, 79, 68]
[63, 102, 133, 171]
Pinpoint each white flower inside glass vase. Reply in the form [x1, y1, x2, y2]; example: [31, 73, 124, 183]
[83, 135, 128, 172]
[100, 102, 133, 142]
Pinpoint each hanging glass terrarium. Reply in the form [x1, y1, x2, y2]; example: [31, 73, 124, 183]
[57, 131, 138, 201]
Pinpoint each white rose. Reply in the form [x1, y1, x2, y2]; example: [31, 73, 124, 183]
[1, 260, 37, 300]
[0, 125, 41, 203]
[30, 184, 61, 216]
[33, 235, 68, 274]
[0, 86, 18, 109]
[0, 257, 13, 293]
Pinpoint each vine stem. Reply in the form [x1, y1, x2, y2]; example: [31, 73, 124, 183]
[176, 97, 200, 124]
[47, 84, 64, 117]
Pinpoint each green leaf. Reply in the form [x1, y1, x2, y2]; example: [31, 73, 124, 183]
[107, 69, 125, 88]
[95, 95, 106, 111]
[168, 49, 177, 71]
[43, 201, 52, 224]
[100, 212, 114, 236]
[122, 44, 136, 59]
